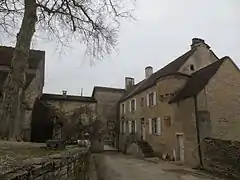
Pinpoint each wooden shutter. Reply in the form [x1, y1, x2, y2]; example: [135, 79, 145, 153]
[129, 121, 132, 133]
[134, 98, 137, 111]
[153, 92, 157, 106]
[129, 101, 131, 112]
[148, 118, 152, 134]
[157, 117, 161, 135]
[146, 93, 149, 107]
[135, 120, 137, 133]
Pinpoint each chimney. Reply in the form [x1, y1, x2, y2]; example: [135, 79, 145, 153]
[191, 38, 210, 49]
[145, 66, 153, 79]
[62, 90, 67, 97]
[125, 77, 134, 91]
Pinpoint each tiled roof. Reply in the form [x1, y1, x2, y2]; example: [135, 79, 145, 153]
[169, 59, 225, 103]
[119, 49, 196, 102]
[40, 93, 97, 103]
[0, 46, 45, 69]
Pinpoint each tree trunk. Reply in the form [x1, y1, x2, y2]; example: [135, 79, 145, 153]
[0, 0, 37, 140]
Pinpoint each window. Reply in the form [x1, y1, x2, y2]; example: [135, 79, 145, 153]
[140, 97, 144, 107]
[121, 121, 124, 133]
[131, 120, 136, 134]
[190, 64, 195, 71]
[149, 92, 154, 106]
[147, 92, 156, 107]
[148, 117, 161, 135]
[121, 103, 125, 114]
[130, 99, 136, 112]
[164, 116, 171, 127]
[152, 118, 157, 134]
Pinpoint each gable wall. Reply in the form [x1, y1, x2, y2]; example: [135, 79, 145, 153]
[204, 59, 240, 141]
[179, 45, 218, 75]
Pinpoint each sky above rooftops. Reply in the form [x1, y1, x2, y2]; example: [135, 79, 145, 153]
[2, 0, 239, 96]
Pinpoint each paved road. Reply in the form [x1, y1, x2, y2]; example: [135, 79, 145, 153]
[94, 153, 223, 180]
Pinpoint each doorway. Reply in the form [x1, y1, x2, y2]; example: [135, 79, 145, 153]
[140, 118, 146, 140]
[176, 133, 184, 162]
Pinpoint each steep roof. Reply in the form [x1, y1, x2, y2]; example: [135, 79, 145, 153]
[169, 59, 225, 103]
[0, 46, 45, 69]
[119, 49, 196, 102]
[41, 93, 97, 103]
[92, 86, 126, 97]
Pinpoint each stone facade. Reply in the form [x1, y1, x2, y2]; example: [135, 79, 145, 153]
[118, 38, 240, 168]
[0, 147, 92, 180]
[92, 86, 125, 147]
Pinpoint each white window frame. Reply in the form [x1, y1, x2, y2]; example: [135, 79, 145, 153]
[156, 117, 161, 135]
[129, 98, 137, 112]
[148, 118, 152, 134]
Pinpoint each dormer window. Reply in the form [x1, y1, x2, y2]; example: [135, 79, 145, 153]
[190, 64, 195, 71]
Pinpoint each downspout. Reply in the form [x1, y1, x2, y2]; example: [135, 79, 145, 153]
[194, 95, 203, 167]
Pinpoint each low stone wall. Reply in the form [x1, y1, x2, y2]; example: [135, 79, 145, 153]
[0, 147, 91, 180]
[202, 137, 240, 179]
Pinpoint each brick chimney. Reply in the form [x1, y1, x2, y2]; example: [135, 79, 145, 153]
[125, 77, 134, 91]
[191, 38, 210, 49]
[145, 66, 153, 79]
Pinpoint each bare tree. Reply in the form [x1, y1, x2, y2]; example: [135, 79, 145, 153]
[0, 0, 135, 139]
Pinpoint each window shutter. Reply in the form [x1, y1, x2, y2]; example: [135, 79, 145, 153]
[153, 92, 157, 106]
[129, 101, 131, 112]
[129, 121, 132, 133]
[134, 98, 137, 110]
[135, 120, 137, 133]
[157, 117, 161, 135]
[148, 118, 152, 134]
[147, 94, 149, 107]
[123, 121, 125, 133]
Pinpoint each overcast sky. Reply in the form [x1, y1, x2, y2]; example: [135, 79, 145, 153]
[37, 0, 239, 96]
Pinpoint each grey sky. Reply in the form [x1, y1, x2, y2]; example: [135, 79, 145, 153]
[37, 0, 239, 96]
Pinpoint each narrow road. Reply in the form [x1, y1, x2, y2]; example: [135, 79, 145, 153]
[94, 152, 223, 180]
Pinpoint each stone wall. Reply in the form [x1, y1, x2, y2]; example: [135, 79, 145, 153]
[202, 137, 240, 179]
[0, 147, 92, 180]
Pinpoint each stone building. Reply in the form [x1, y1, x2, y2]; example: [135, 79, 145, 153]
[92, 86, 125, 146]
[0, 46, 45, 140]
[118, 38, 240, 167]
[39, 91, 97, 140]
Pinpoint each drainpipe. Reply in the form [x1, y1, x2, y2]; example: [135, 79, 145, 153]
[194, 95, 203, 167]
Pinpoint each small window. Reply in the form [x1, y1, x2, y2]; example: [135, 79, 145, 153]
[164, 116, 171, 127]
[131, 99, 136, 112]
[190, 64, 195, 71]
[131, 120, 136, 134]
[149, 92, 154, 106]
[140, 97, 144, 107]
[121, 121, 124, 133]
[121, 103, 125, 114]
[107, 121, 114, 129]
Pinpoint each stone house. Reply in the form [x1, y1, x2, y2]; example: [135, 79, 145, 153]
[92, 86, 125, 146]
[39, 91, 97, 140]
[118, 38, 240, 167]
[0, 46, 45, 140]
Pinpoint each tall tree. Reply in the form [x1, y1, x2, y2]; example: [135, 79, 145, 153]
[0, 0, 135, 139]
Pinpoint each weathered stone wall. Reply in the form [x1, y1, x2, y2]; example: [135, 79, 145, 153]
[0, 147, 92, 180]
[204, 58, 240, 141]
[93, 88, 125, 147]
[202, 137, 240, 179]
